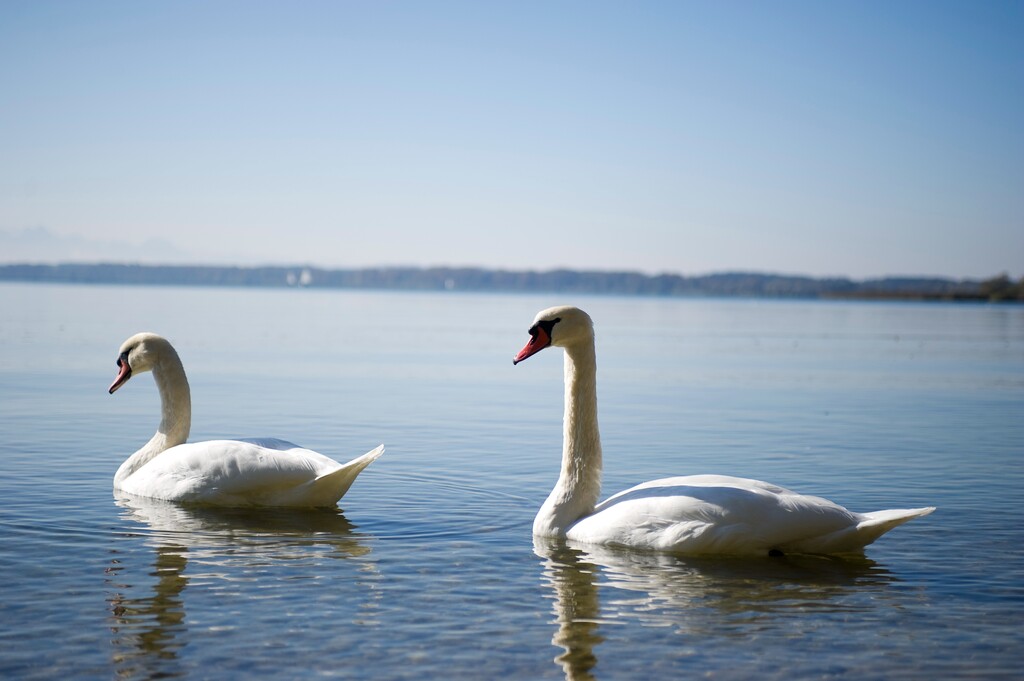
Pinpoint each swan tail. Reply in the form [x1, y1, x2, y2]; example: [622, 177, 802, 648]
[307, 445, 384, 507]
[783, 506, 936, 555]
[855, 506, 936, 542]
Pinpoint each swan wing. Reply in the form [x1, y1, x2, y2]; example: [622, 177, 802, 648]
[780, 506, 936, 554]
[117, 440, 383, 507]
[568, 475, 868, 555]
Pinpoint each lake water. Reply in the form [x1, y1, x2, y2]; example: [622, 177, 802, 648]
[1, 282, 1022, 679]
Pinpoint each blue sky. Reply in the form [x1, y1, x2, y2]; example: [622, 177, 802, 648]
[1, 1, 1021, 278]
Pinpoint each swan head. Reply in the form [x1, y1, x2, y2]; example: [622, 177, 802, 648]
[514, 305, 594, 364]
[108, 332, 174, 394]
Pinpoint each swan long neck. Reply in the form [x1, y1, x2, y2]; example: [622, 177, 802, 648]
[535, 338, 603, 537]
[114, 348, 192, 487]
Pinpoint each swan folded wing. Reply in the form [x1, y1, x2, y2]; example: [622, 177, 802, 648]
[118, 439, 340, 505]
[572, 475, 862, 555]
[778, 506, 936, 554]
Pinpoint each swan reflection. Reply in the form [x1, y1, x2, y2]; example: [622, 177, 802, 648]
[106, 493, 376, 679]
[535, 538, 897, 680]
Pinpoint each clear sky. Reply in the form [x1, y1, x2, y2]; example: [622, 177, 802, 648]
[1, 1, 1021, 279]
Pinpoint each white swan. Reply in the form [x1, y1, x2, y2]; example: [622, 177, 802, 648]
[108, 332, 383, 507]
[513, 306, 934, 556]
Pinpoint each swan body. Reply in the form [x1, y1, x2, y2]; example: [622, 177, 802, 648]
[514, 306, 934, 556]
[109, 332, 382, 508]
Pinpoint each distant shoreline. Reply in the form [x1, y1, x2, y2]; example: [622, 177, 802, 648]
[1, 262, 1021, 302]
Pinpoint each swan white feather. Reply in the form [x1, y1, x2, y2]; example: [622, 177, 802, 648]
[514, 306, 934, 556]
[109, 332, 382, 508]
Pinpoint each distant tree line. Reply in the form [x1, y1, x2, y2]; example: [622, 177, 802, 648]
[0, 263, 1020, 302]
[978, 273, 1024, 301]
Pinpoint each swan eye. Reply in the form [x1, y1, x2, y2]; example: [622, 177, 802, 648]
[528, 317, 560, 338]
[117, 351, 129, 368]
[538, 317, 560, 335]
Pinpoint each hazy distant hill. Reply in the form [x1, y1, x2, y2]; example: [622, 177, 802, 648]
[1, 262, 1020, 301]
[0, 226, 192, 263]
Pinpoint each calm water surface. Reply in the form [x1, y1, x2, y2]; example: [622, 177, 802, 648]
[1, 283, 1022, 679]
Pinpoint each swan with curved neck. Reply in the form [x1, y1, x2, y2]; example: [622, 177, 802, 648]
[109, 332, 383, 507]
[514, 306, 934, 556]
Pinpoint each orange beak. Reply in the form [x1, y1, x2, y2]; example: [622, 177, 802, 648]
[108, 355, 132, 394]
[513, 326, 551, 365]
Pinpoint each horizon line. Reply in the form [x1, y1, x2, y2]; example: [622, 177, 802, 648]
[0, 260, 1010, 284]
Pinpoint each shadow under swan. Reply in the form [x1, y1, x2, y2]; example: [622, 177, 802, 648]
[106, 492, 378, 678]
